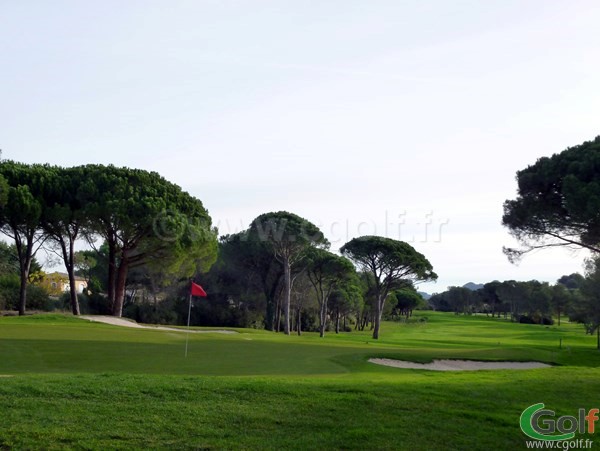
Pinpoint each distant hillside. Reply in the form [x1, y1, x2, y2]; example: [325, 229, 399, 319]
[463, 282, 484, 291]
[418, 291, 431, 300]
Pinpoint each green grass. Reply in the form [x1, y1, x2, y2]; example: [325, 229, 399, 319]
[0, 312, 598, 449]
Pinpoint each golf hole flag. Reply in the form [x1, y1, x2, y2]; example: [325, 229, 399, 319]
[190, 281, 207, 297]
[185, 281, 207, 357]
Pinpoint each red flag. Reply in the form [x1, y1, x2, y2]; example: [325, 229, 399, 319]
[190, 281, 207, 297]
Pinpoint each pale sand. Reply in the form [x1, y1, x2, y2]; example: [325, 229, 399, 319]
[79, 315, 237, 334]
[369, 358, 551, 371]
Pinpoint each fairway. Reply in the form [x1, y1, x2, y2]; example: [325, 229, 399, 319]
[0, 312, 598, 449]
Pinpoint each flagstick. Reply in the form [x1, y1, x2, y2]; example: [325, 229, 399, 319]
[185, 291, 192, 358]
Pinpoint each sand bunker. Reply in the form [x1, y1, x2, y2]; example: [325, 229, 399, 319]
[80, 315, 237, 334]
[369, 358, 551, 371]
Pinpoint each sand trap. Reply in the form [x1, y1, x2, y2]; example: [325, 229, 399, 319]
[80, 315, 237, 334]
[369, 358, 551, 371]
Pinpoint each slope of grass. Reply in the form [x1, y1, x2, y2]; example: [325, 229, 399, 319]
[1, 312, 598, 375]
[0, 369, 597, 450]
[0, 312, 598, 449]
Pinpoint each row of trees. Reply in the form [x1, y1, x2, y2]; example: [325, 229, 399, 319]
[0, 160, 438, 339]
[0, 162, 218, 317]
[429, 278, 578, 325]
[199, 212, 436, 339]
[75, 224, 433, 339]
[7, 135, 600, 344]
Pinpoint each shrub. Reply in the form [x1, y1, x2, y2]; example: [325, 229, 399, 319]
[26, 285, 52, 311]
[124, 299, 178, 325]
[0, 275, 51, 311]
[519, 315, 536, 324]
[519, 315, 554, 325]
[56, 291, 111, 314]
[0, 274, 19, 310]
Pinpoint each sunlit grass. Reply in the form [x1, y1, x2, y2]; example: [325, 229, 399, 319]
[0, 312, 597, 449]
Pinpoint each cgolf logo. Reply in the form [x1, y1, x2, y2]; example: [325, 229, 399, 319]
[520, 403, 598, 441]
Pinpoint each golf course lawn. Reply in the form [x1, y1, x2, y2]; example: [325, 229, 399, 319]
[0, 312, 598, 449]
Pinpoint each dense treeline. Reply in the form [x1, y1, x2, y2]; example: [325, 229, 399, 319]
[0, 161, 218, 317]
[5, 135, 600, 344]
[0, 161, 437, 339]
[429, 280, 568, 324]
[427, 272, 600, 346]
[178, 223, 436, 338]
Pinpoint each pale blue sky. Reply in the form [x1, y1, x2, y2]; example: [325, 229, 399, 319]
[2, 1, 599, 292]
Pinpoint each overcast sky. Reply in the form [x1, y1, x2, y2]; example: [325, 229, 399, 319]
[2, 1, 599, 293]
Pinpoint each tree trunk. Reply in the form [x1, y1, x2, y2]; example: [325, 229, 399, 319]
[373, 296, 383, 339]
[319, 289, 326, 338]
[282, 256, 291, 335]
[557, 309, 561, 326]
[107, 235, 117, 311]
[18, 269, 28, 316]
[264, 273, 282, 332]
[265, 297, 275, 331]
[17, 239, 34, 316]
[275, 295, 282, 332]
[335, 310, 340, 334]
[112, 258, 129, 317]
[67, 269, 80, 316]
[297, 307, 302, 336]
[152, 279, 158, 309]
[60, 237, 80, 316]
